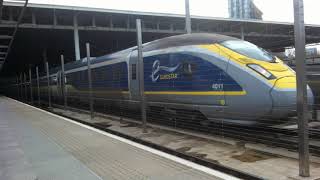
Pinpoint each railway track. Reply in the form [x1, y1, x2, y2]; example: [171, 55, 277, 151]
[38, 99, 320, 157]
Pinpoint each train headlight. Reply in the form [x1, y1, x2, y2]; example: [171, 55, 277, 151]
[247, 64, 276, 80]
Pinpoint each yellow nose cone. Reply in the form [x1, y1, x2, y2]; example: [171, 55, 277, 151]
[273, 76, 297, 89]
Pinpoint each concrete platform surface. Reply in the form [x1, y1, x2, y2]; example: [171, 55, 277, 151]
[0, 96, 235, 180]
[51, 102, 320, 179]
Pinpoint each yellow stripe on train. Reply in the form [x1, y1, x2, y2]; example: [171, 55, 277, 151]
[144, 91, 246, 96]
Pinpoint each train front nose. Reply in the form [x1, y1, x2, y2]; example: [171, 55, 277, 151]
[270, 76, 314, 118]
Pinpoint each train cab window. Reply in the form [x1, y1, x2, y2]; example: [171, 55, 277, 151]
[182, 62, 193, 75]
[131, 64, 137, 80]
[220, 40, 275, 62]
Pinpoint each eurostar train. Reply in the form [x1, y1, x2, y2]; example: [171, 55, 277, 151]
[37, 33, 314, 125]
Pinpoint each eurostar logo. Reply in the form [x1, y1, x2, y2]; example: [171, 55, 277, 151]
[151, 60, 181, 82]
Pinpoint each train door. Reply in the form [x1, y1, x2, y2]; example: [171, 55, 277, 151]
[128, 50, 140, 101]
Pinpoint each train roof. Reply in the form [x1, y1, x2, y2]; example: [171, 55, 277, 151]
[143, 33, 238, 52]
[90, 33, 237, 63]
[50, 33, 237, 74]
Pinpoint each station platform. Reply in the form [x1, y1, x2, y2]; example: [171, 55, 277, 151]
[0, 96, 235, 180]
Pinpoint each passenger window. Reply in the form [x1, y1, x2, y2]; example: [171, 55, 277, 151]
[132, 64, 137, 80]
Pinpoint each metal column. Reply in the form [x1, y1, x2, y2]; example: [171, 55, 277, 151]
[86, 43, 94, 119]
[240, 25, 245, 40]
[136, 19, 147, 133]
[36, 66, 40, 106]
[294, 0, 310, 177]
[45, 62, 51, 108]
[0, 0, 3, 24]
[20, 73, 23, 100]
[29, 67, 33, 104]
[185, 0, 191, 34]
[61, 55, 67, 108]
[24, 72, 27, 102]
[74, 13, 81, 61]
[53, 9, 57, 26]
[16, 76, 20, 99]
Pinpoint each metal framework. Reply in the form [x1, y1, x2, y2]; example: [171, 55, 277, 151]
[294, 0, 309, 177]
[0, 2, 319, 48]
[185, 0, 191, 34]
[136, 19, 147, 133]
[0, 0, 28, 71]
[0, 1, 320, 74]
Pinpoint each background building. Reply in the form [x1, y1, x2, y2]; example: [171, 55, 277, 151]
[229, 0, 263, 20]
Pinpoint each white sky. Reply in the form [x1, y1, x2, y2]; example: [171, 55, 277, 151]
[23, 0, 320, 25]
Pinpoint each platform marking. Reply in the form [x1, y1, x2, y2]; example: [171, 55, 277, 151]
[11, 98, 240, 180]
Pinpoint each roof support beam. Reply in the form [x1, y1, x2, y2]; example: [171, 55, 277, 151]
[0, 35, 12, 39]
[0, 45, 8, 48]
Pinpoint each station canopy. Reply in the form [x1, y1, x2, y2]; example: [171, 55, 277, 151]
[1, 1, 320, 76]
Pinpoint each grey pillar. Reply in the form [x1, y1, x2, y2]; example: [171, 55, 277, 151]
[239, 0, 243, 19]
[24, 72, 27, 101]
[156, 22, 160, 30]
[16, 76, 20, 99]
[136, 19, 147, 133]
[126, 16, 130, 29]
[29, 67, 33, 104]
[31, 12, 36, 24]
[45, 62, 51, 108]
[20, 73, 23, 100]
[185, 0, 191, 34]
[36, 66, 40, 106]
[109, 16, 113, 28]
[61, 55, 67, 108]
[17, 76, 21, 99]
[73, 13, 81, 61]
[53, 9, 57, 26]
[170, 24, 174, 31]
[240, 24, 245, 40]
[0, 0, 3, 24]
[294, 0, 310, 177]
[8, 7, 13, 21]
[92, 15, 96, 27]
[86, 43, 94, 119]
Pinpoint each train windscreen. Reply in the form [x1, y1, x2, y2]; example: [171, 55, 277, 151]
[221, 40, 275, 62]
